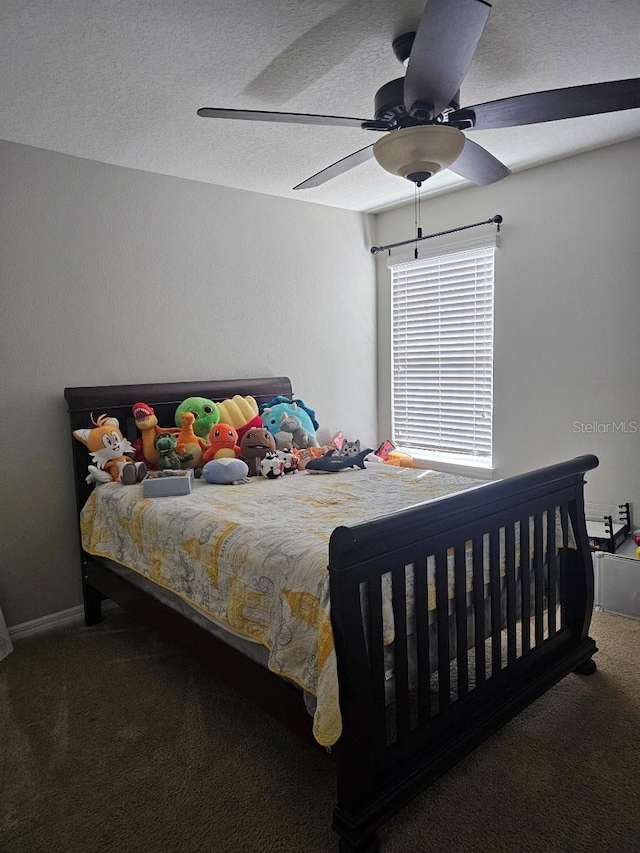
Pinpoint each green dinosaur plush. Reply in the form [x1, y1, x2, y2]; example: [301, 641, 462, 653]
[174, 397, 220, 439]
[154, 433, 193, 470]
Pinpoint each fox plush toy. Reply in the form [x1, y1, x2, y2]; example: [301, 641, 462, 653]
[73, 414, 147, 485]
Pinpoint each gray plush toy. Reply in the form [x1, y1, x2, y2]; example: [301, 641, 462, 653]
[339, 439, 361, 457]
[276, 413, 319, 449]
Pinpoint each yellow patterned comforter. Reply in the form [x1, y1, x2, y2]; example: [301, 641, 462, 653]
[81, 465, 482, 746]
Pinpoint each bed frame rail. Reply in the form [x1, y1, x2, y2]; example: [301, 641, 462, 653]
[328, 455, 598, 853]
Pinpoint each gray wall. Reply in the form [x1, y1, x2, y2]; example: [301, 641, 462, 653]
[375, 137, 640, 516]
[0, 140, 377, 626]
[3, 136, 639, 627]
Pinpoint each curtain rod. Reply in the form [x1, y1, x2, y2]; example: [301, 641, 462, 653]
[370, 214, 503, 256]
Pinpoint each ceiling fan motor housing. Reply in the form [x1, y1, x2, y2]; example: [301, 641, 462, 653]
[374, 78, 409, 123]
[374, 77, 462, 127]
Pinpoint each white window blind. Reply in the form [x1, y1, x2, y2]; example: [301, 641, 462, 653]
[391, 242, 495, 466]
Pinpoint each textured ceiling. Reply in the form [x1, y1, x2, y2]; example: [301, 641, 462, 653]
[1, 0, 639, 212]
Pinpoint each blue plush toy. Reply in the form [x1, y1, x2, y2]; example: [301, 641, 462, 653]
[260, 397, 319, 448]
[200, 458, 249, 485]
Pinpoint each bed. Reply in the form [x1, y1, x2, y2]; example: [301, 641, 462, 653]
[65, 376, 599, 853]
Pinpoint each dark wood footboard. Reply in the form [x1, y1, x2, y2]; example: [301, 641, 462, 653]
[328, 454, 599, 852]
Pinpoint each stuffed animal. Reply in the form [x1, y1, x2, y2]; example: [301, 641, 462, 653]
[73, 414, 147, 485]
[200, 457, 249, 485]
[174, 397, 220, 439]
[176, 411, 208, 469]
[132, 402, 179, 469]
[259, 451, 285, 479]
[338, 439, 361, 457]
[260, 398, 319, 446]
[240, 427, 276, 477]
[155, 433, 193, 471]
[277, 447, 298, 474]
[201, 423, 241, 464]
[276, 412, 318, 448]
[305, 447, 373, 474]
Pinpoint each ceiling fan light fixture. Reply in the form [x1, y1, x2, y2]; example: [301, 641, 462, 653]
[372, 125, 466, 183]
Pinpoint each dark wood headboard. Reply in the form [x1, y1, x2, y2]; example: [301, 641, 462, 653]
[64, 376, 293, 512]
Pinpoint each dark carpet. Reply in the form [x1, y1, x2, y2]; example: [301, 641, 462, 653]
[1, 610, 639, 853]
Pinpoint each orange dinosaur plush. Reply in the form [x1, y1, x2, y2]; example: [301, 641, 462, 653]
[201, 423, 241, 464]
[176, 411, 208, 469]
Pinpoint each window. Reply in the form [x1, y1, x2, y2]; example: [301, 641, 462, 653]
[390, 238, 495, 469]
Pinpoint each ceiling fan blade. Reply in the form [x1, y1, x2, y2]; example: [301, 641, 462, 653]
[293, 144, 375, 190]
[197, 107, 370, 129]
[448, 137, 511, 185]
[455, 78, 640, 130]
[404, 0, 491, 119]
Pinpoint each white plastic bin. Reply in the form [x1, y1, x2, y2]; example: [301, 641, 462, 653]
[592, 538, 640, 620]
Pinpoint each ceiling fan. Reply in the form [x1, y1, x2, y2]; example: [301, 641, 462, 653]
[197, 0, 640, 190]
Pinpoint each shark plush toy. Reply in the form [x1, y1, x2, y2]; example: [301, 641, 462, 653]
[305, 447, 373, 474]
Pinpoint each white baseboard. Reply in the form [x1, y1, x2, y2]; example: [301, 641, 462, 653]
[8, 601, 120, 642]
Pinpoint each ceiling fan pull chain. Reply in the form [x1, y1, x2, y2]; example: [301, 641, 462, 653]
[414, 183, 423, 259]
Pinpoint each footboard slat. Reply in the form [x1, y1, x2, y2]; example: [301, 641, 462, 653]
[534, 512, 545, 646]
[454, 543, 469, 700]
[414, 554, 431, 723]
[390, 564, 410, 742]
[435, 550, 450, 713]
[505, 523, 517, 665]
[490, 530, 502, 676]
[472, 536, 486, 686]
[560, 505, 569, 630]
[520, 517, 531, 654]
[366, 574, 387, 746]
[547, 506, 558, 638]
